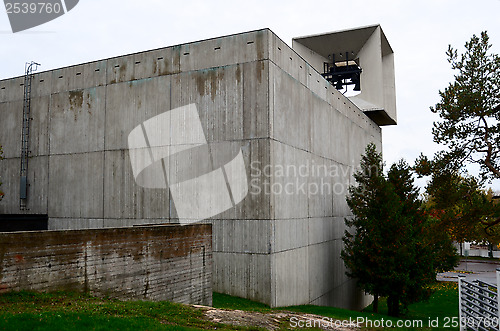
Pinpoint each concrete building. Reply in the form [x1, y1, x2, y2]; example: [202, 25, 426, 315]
[0, 25, 396, 309]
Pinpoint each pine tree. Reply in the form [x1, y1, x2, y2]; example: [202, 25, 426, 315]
[419, 30, 500, 246]
[431, 31, 500, 181]
[341, 143, 403, 315]
[342, 144, 457, 317]
[387, 161, 457, 314]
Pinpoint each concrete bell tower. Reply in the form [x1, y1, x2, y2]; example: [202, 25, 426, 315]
[293, 24, 397, 125]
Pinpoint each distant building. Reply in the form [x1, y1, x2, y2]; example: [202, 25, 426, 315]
[0, 25, 396, 309]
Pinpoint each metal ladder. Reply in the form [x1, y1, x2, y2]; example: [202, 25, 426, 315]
[19, 61, 40, 210]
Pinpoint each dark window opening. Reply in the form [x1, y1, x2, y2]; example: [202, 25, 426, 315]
[0, 214, 48, 232]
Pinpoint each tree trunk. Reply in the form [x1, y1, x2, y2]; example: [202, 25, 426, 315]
[387, 295, 400, 317]
[387, 295, 393, 316]
[373, 294, 378, 313]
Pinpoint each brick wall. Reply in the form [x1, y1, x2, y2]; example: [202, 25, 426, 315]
[0, 224, 212, 305]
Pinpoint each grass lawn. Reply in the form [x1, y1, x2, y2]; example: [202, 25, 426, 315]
[0, 282, 458, 330]
[0, 291, 243, 331]
[214, 282, 459, 330]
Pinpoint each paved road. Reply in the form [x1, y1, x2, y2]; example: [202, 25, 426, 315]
[437, 260, 500, 284]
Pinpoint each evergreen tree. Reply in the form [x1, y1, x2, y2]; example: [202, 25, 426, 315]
[431, 31, 500, 182]
[422, 31, 500, 235]
[387, 161, 457, 314]
[342, 144, 457, 317]
[342, 143, 403, 315]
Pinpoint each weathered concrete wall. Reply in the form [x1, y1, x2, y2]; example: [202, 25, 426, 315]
[265, 33, 379, 309]
[0, 30, 271, 225]
[0, 28, 388, 310]
[0, 224, 212, 305]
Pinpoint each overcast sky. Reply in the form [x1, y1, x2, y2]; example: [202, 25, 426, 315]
[1, 0, 499, 191]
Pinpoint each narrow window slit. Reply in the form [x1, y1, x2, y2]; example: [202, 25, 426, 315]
[157, 57, 163, 60]
[76, 72, 81, 76]
[183, 52, 190, 56]
[214, 47, 221, 50]
[135, 61, 141, 65]
[95, 68, 100, 72]
[114, 64, 120, 68]
[247, 41, 254, 45]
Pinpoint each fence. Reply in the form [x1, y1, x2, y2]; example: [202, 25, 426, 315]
[458, 269, 500, 331]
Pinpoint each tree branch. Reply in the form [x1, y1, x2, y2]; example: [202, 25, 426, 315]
[482, 216, 500, 235]
[479, 116, 500, 179]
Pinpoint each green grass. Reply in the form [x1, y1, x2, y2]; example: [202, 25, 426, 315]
[362, 282, 459, 330]
[0, 291, 248, 331]
[214, 282, 459, 330]
[0, 283, 459, 330]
